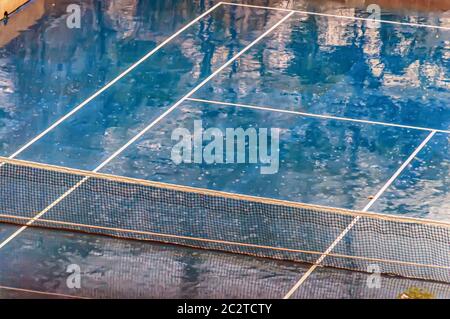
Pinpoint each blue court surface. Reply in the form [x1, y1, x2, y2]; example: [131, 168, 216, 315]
[0, 223, 449, 299]
[0, 0, 449, 298]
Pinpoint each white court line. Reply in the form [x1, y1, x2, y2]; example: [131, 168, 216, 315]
[186, 98, 450, 134]
[6, 2, 224, 160]
[0, 11, 295, 249]
[222, 2, 450, 30]
[0, 285, 88, 299]
[283, 130, 436, 299]
[0, 177, 88, 250]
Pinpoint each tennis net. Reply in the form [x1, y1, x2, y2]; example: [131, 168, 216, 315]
[0, 156, 449, 283]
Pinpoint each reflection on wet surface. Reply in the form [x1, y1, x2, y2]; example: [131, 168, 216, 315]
[104, 101, 429, 211]
[1, 224, 449, 299]
[0, 224, 308, 298]
[0, 0, 449, 298]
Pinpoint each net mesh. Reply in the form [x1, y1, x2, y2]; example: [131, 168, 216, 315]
[0, 156, 449, 284]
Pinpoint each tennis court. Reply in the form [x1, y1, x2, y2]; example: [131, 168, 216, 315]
[0, 0, 449, 298]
